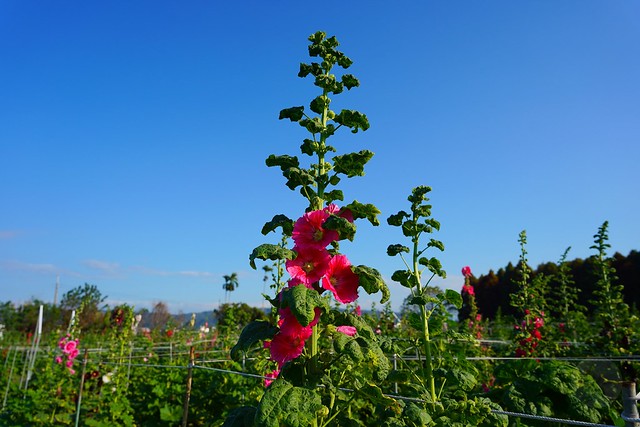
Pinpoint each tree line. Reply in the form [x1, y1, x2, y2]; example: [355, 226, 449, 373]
[460, 249, 640, 321]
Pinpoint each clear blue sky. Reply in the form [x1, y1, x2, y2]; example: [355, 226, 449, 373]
[1, 1, 638, 314]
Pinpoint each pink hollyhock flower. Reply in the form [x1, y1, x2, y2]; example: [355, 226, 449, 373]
[68, 348, 79, 360]
[355, 305, 362, 316]
[336, 326, 357, 336]
[461, 266, 472, 277]
[286, 247, 331, 285]
[532, 329, 542, 340]
[277, 307, 318, 336]
[55, 356, 63, 364]
[534, 317, 544, 328]
[269, 330, 308, 367]
[66, 359, 74, 368]
[58, 336, 67, 349]
[462, 284, 475, 296]
[63, 340, 77, 355]
[68, 368, 76, 375]
[322, 254, 359, 303]
[264, 369, 280, 387]
[292, 209, 338, 249]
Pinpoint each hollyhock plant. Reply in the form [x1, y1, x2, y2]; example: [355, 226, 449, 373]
[322, 254, 359, 303]
[461, 265, 472, 278]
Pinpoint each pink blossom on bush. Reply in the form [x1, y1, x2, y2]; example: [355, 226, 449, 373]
[322, 254, 359, 303]
[286, 246, 331, 285]
[292, 209, 338, 250]
[462, 284, 475, 296]
[336, 326, 357, 336]
[461, 266, 472, 277]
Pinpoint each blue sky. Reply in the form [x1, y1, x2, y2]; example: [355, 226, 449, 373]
[1, 1, 638, 314]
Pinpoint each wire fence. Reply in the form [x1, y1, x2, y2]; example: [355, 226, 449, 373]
[3, 341, 638, 427]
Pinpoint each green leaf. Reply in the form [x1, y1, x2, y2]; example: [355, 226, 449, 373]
[419, 257, 446, 278]
[279, 106, 305, 122]
[341, 74, 360, 90]
[265, 154, 299, 171]
[391, 270, 414, 288]
[323, 214, 356, 241]
[299, 117, 324, 133]
[160, 404, 182, 422]
[261, 214, 294, 236]
[444, 289, 463, 309]
[387, 244, 410, 257]
[353, 265, 390, 303]
[309, 95, 329, 115]
[332, 150, 374, 178]
[343, 200, 381, 226]
[298, 62, 323, 78]
[408, 185, 432, 204]
[322, 189, 344, 203]
[231, 320, 278, 360]
[426, 238, 445, 252]
[249, 244, 295, 269]
[387, 211, 409, 227]
[222, 406, 257, 427]
[283, 167, 315, 191]
[281, 285, 326, 326]
[334, 109, 370, 133]
[255, 380, 324, 427]
[300, 139, 318, 156]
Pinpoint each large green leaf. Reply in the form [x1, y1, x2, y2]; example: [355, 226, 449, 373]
[353, 265, 389, 303]
[281, 285, 326, 326]
[444, 289, 462, 309]
[323, 215, 356, 241]
[261, 214, 294, 236]
[279, 106, 304, 122]
[332, 150, 374, 178]
[387, 244, 410, 257]
[249, 244, 295, 269]
[265, 154, 299, 171]
[255, 380, 324, 427]
[343, 200, 380, 226]
[334, 110, 370, 133]
[231, 320, 278, 360]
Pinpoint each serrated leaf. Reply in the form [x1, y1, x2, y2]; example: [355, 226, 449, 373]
[387, 211, 409, 227]
[387, 244, 410, 257]
[279, 106, 305, 122]
[261, 214, 294, 236]
[249, 244, 295, 269]
[283, 167, 314, 191]
[323, 215, 355, 241]
[341, 74, 360, 90]
[332, 150, 374, 178]
[281, 285, 326, 326]
[300, 139, 318, 156]
[343, 200, 380, 226]
[265, 154, 299, 171]
[309, 95, 329, 115]
[255, 380, 323, 427]
[352, 265, 389, 303]
[444, 289, 463, 309]
[426, 238, 445, 252]
[231, 320, 278, 360]
[322, 189, 344, 203]
[299, 117, 324, 134]
[334, 109, 370, 133]
[391, 270, 413, 288]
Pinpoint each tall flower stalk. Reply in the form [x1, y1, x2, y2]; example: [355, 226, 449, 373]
[387, 186, 460, 404]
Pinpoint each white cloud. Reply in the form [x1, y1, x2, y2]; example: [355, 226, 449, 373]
[83, 259, 121, 275]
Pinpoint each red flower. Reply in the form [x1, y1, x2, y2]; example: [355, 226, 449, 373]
[324, 203, 354, 223]
[461, 266, 472, 277]
[322, 254, 359, 303]
[166, 329, 174, 338]
[462, 284, 475, 296]
[270, 330, 310, 366]
[286, 246, 331, 285]
[292, 209, 338, 250]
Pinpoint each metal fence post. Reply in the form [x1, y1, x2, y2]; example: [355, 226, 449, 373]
[622, 382, 640, 427]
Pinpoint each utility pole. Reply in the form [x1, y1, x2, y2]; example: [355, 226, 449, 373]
[53, 275, 60, 306]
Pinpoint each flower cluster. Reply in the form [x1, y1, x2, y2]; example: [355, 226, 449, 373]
[514, 310, 544, 357]
[265, 204, 359, 383]
[461, 266, 483, 340]
[56, 335, 80, 374]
